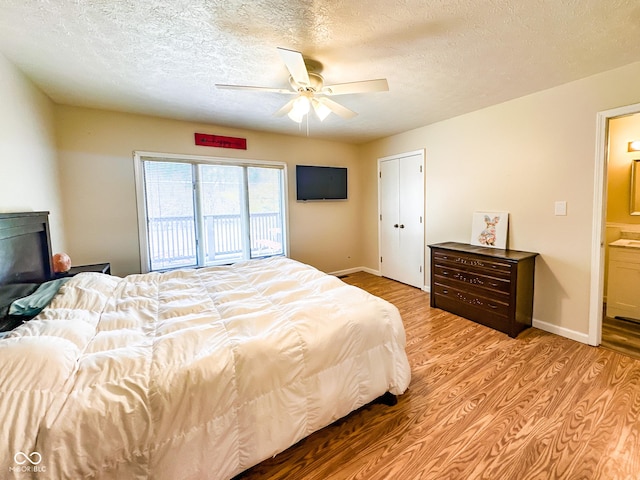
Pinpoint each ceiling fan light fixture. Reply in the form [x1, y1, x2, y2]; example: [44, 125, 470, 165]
[311, 98, 331, 121]
[287, 96, 310, 123]
[287, 109, 304, 123]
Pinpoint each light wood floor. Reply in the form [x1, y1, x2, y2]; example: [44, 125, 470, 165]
[235, 272, 640, 480]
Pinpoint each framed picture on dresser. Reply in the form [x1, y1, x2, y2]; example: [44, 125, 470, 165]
[470, 211, 509, 249]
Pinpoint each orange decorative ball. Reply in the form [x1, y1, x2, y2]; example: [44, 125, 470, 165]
[53, 252, 72, 273]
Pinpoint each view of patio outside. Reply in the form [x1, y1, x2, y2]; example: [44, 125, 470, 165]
[143, 160, 284, 271]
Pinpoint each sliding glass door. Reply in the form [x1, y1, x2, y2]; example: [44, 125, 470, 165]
[138, 155, 287, 272]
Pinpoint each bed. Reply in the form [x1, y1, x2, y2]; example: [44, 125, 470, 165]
[0, 211, 411, 479]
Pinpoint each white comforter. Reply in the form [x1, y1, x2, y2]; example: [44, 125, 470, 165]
[0, 257, 410, 479]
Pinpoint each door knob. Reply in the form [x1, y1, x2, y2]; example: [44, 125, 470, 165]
[394, 224, 399, 228]
[399, 224, 405, 229]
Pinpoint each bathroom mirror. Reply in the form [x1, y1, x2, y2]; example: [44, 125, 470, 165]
[631, 160, 640, 215]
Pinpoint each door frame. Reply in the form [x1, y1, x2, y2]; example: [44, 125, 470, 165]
[377, 149, 426, 289]
[589, 102, 640, 345]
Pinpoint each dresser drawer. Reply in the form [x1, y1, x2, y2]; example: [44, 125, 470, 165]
[433, 264, 510, 295]
[432, 290, 512, 334]
[433, 282, 510, 317]
[433, 250, 512, 278]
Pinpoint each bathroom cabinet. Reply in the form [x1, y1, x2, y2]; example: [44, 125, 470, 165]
[607, 243, 640, 320]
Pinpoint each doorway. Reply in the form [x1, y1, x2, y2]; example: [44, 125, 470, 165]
[590, 102, 640, 350]
[598, 111, 640, 359]
[378, 150, 425, 289]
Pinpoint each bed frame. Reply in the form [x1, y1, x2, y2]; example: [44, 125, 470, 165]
[0, 211, 53, 287]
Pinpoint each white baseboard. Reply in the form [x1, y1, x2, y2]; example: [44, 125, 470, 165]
[360, 266, 380, 276]
[532, 318, 590, 345]
[329, 266, 380, 277]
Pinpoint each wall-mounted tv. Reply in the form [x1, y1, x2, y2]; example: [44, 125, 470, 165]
[296, 165, 348, 201]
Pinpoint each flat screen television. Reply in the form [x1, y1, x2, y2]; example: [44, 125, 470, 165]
[296, 165, 348, 201]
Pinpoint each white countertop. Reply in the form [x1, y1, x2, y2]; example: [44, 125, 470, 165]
[609, 238, 640, 249]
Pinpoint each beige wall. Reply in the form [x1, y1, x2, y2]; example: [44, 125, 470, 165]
[54, 106, 362, 276]
[360, 61, 640, 341]
[0, 53, 64, 250]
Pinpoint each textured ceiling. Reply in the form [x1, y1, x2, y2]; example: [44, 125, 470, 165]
[1, 0, 639, 143]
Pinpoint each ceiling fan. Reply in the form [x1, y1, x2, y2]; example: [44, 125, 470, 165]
[215, 47, 389, 123]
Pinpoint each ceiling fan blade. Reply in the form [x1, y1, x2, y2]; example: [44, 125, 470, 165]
[277, 47, 310, 87]
[273, 97, 299, 117]
[216, 84, 295, 94]
[317, 97, 358, 119]
[322, 78, 389, 95]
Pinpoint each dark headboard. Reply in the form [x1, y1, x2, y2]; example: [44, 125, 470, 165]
[0, 212, 53, 287]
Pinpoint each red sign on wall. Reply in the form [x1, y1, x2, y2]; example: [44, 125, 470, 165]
[195, 133, 247, 150]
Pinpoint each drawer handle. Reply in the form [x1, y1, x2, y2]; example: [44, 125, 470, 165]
[488, 303, 498, 309]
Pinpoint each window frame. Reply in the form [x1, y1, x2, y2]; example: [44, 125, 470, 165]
[133, 151, 289, 273]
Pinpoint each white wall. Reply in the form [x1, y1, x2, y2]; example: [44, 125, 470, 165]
[360, 61, 640, 341]
[54, 106, 362, 276]
[0, 52, 64, 251]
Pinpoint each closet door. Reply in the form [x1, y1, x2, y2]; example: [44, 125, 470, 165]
[378, 151, 425, 288]
[380, 159, 402, 282]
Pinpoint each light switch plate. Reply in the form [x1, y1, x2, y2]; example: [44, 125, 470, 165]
[554, 201, 567, 216]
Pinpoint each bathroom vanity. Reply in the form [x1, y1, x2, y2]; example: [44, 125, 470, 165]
[607, 237, 640, 321]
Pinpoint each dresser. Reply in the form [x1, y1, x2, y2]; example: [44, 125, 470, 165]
[429, 242, 538, 338]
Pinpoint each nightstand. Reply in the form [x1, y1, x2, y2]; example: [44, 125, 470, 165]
[55, 262, 111, 278]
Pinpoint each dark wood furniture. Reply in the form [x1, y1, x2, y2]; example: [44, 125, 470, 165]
[55, 262, 111, 277]
[0, 211, 53, 286]
[429, 242, 538, 338]
[0, 212, 111, 285]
